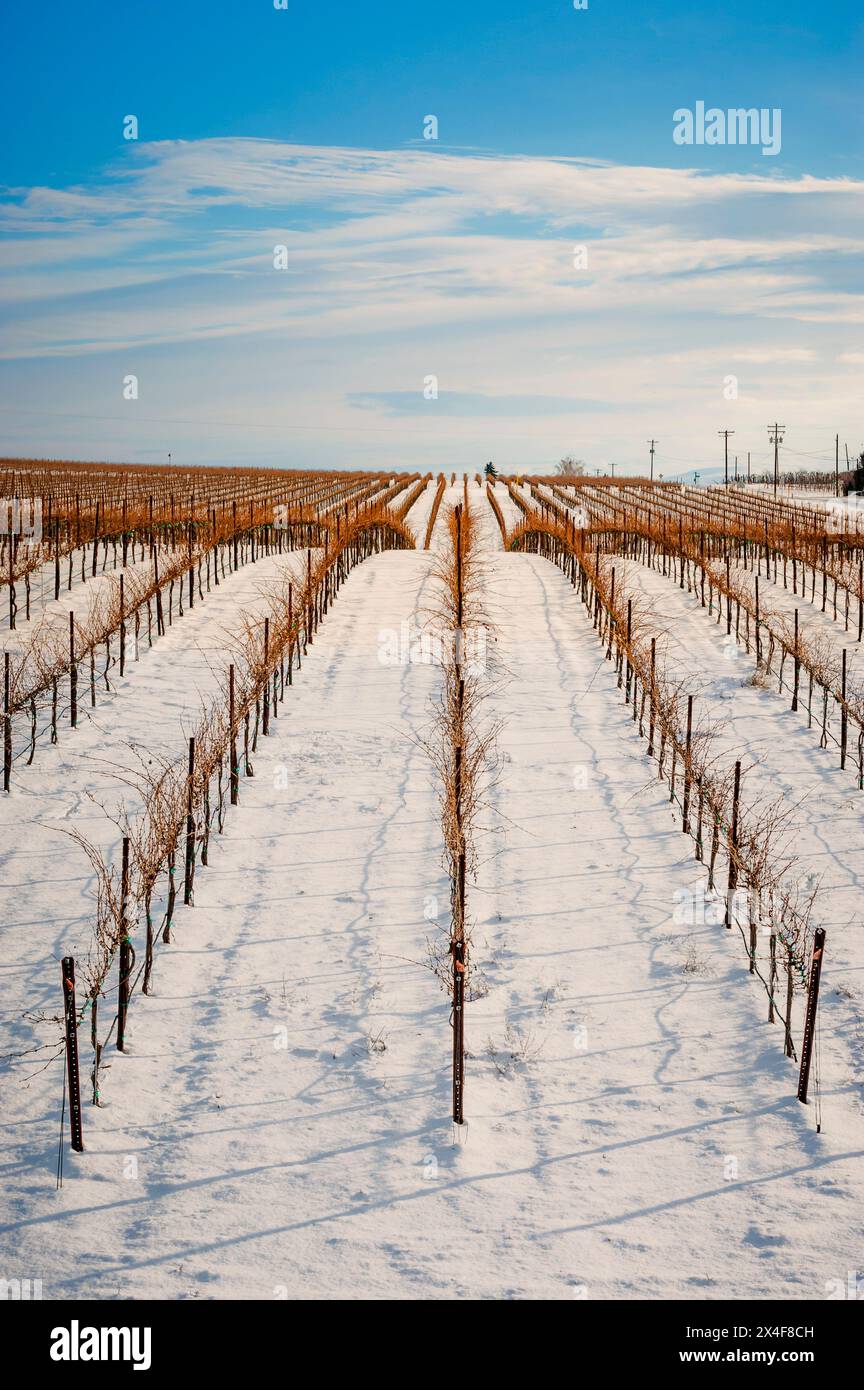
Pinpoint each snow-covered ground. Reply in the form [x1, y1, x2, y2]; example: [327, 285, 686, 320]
[1, 547, 155, 637]
[0, 484, 861, 1301]
[0, 547, 312, 1016]
[606, 554, 864, 1103]
[401, 476, 437, 544]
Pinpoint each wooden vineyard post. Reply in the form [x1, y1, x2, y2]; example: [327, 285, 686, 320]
[841, 649, 847, 771]
[647, 638, 656, 756]
[69, 611, 77, 728]
[452, 832, 466, 1127]
[8, 529, 14, 632]
[784, 942, 795, 1058]
[184, 736, 196, 905]
[3, 651, 11, 794]
[92, 500, 100, 578]
[755, 576, 760, 662]
[117, 837, 132, 1052]
[792, 609, 799, 713]
[119, 573, 126, 678]
[724, 760, 741, 929]
[606, 567, 615, 661]
[625, 599, 632, 703]
[797, 928, 826, 1109]
[229, 665, 239, 805]
[452, 503, 466, 1126]
[306, 549, 313, 648]
[287, 585, 293, 685]
[263, 616, 270, 736]
[154, 547, 164, 636]
[682, 694, 693, 833]
[61, 957, 84, 1152]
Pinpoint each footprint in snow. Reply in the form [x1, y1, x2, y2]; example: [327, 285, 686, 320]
[743, 1227, 788, 1250]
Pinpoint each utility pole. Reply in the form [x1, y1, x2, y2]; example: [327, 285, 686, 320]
[747, 451, 751, 484]
[836, 433, 840, 498]
[734, 454, 738, 484]
[648, 439, 657, 482]
[767, 423, 785, 496]
[719, 429, 734, 487]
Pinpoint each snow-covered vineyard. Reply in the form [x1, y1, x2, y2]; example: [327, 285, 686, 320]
[1, 462, 862, 1301]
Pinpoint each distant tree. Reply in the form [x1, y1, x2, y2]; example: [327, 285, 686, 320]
[557, 456, 585, 477]
[484, 461, 498, 479]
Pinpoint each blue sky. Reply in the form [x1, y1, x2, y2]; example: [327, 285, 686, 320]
[1, 1, 863, 476]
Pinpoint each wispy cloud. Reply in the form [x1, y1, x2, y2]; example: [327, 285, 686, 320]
[349, 391, 623, 417]
[1, 139, 862, 469]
